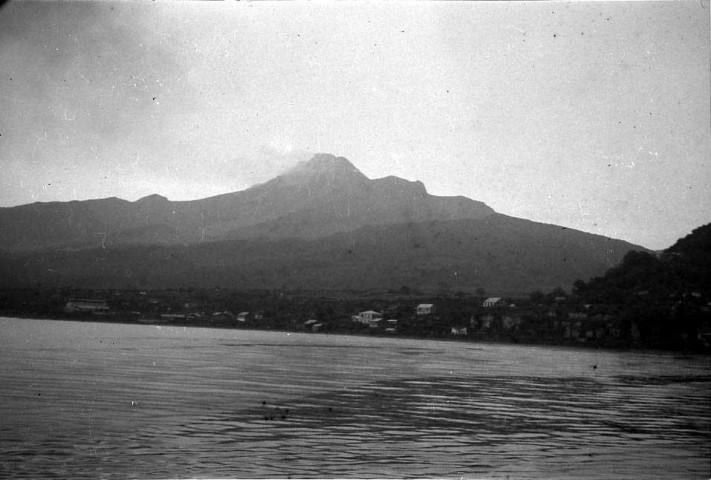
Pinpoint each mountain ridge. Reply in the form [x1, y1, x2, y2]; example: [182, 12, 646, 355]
[0, 153, 648, 293]
[0, 154, 495, 251]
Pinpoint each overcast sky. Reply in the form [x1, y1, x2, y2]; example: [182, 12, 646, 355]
[0, 1, 709, 250]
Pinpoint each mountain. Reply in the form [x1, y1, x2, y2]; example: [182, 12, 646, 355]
[0, 216, 640, 294]
[0, 154, 494, 252]
[0, 153, 645, 294]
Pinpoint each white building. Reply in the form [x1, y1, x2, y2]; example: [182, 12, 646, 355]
[64, 299, 109, 314]
[352, 310, 383, 326]
[415, 304, 434, 315]
[483, 297, 504, 308]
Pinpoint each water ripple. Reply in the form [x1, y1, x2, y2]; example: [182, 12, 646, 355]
[0, 320, 708, 479]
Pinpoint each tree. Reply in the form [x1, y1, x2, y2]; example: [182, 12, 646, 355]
[620, 250, 658, 269]
[549, 286, 567, 299]
[572, 280, 587, 296]
[529, 290, 545, 303]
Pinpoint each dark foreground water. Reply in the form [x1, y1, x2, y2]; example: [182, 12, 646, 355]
[0, 318, 709, 479]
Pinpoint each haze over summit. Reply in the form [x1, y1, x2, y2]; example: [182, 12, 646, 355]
[0, 1, 709, 250]
[0, 153, 498, 251]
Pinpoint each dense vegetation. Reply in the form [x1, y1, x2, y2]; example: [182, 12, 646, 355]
[565, 223, 711, 350]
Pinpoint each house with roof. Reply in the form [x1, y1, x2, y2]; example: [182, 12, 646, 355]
[160, 313, 186, 322]
[211, 311, 235, 322]
[415, 303, 435, 315]
[304, 319, 322, 332]
[368, 318, 384, 328]
[483, 297, 505, 308]
[352, 310, 383, 327]
[64, 298, 110, 315]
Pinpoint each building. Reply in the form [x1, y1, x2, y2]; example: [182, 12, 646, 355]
[352, 310, 383, 327]
[64, 299, 109, 315]
[483, 297, 504, 308]
[415, 304, 435, 315]
[451, 326, 468, 336]
[368, 318, 384, 328]
[211, 311, 235, 323]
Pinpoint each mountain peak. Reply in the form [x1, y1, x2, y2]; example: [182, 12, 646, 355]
[279, 153, 368, 185]
[135, 194, 169, 204]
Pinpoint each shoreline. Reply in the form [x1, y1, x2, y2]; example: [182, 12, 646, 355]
[2, 314, 706, 357]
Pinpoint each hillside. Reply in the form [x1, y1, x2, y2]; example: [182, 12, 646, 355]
[566, 223, 711, 349]
[575, 223, 711, 302]
[0, 215, 640, 295]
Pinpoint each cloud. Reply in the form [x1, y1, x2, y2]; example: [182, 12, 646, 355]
[225, 145, 315, 189]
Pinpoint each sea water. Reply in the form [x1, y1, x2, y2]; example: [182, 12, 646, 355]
[0, 317, 708, 479]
